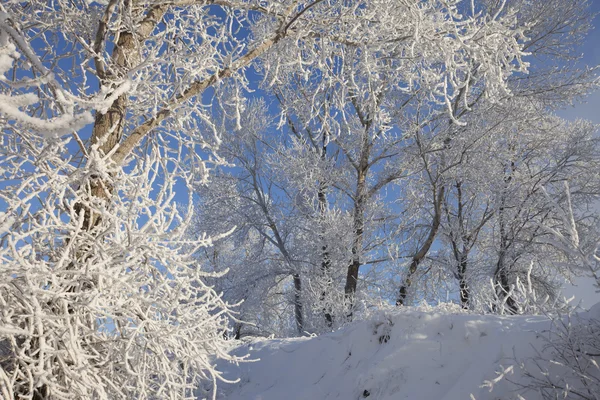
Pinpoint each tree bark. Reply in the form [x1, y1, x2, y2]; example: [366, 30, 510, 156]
[494, 240, 518, 314]
[344, 167, 367, 319]
[397, 185, 445, 306]
[494, 161, 518, 314]
[457, 252, 470, 309]
[318, 136, 333, 327]
[293, 273, 304, 334]
[448, 230, 470, 309]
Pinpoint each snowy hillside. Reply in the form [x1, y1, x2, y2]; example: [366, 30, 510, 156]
[208, 304, 600, 400]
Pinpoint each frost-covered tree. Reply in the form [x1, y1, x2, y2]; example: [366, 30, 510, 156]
[265, 0, 539, 316]
[0, 1, 279, 397]
[186, 0, 542, 332]
[4, 0, 492, 397]
[541, 182, 600, 298]
[480, 109, 599, 314]
[388, 0, 599, 310]
[191, 98, 312, 336]
[0, 1, 598, 399]
[411, 99, 600, 313]
[496, 184, 600, 399]
[271, 73, 409, 322]
[195, 0, 597, 328]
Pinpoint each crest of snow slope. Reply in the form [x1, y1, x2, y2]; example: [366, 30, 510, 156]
[206, 303, 600, 400]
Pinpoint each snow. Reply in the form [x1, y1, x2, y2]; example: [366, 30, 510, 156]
[209, 304, 599, 400]
[0, 93, 94, 136]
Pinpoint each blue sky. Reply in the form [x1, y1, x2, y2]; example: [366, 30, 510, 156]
[558, 0, 600, 123]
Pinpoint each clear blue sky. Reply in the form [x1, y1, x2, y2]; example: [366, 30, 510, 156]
[559, 0, 600, 122]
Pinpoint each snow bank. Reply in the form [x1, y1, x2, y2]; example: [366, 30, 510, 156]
[207, 304, 600, 400]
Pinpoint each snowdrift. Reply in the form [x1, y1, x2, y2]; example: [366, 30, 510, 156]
[209, 304, 600, 400]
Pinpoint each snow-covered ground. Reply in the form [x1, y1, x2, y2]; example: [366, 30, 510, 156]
[207, 303, 600, 400]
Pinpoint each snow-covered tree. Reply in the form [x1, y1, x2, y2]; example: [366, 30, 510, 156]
[388, 0, 599, 310]
[541, 182, 600, 297]
[190, 0, 598, 331]
[3, 0, 478, 397]
[503, 184, 600, 399]
[184, 0, 547, 333]
[2, 1, 595, 397]
[264, 0, 543, 317]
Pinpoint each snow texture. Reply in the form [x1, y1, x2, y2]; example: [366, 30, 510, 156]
[211, 303, 600, 400]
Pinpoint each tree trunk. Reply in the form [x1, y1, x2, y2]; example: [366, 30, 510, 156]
[494, 165, 518, 315]
[318, 184, 333, 327]
[494, 249, 518, 314]
[457, 252, 470, 309]
[318, 135, 333, 328]
[397, 185, 445, 306]
[343, 124, 373, 320]
[233, 323, 243, 340]
[448, 234, 470, 308]
[293, 273, 304, 334]
[496, 265, 518, 314]
[344, 167, 367, 319]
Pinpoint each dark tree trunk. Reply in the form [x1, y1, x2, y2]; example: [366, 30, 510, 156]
[344, 167, 366, 319]
[396, 257, 419, 306]
[233, 323, 243, 340]
[319, 238, 333, 327]
[293, 273, 304, 334]
[397, 185, 445, 306]
[318, 135, 333, 328]
[319, 236, 333, 327]
[494, 239, 518, 315]
[449, 236, 471, 309]
[457, 253, 469, 309]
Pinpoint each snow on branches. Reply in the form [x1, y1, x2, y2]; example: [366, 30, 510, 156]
[0, 130, 242, 398]
[0, 0, 597, 398]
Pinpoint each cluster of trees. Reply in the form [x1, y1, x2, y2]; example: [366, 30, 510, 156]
[191, 0, 600, 337]
[0, 0, 597, 398]
[486, 184, 600, 400]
